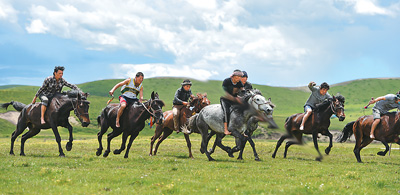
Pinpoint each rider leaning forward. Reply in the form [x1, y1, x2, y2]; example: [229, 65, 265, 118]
[173, 79, 195, 133]
[299, 81, 331, 131]
[368, 92, 400, 139]
[221, 69, 244, 135]
[109, 72, 144, 128]
[32, 66, 79, 125]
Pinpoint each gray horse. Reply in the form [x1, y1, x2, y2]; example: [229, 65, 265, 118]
[184, 89, 276, 161]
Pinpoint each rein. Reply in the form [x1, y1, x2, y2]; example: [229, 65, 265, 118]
[141, 100, 162, 118]
[250, 94, 270, 111]
[70, 98, 88, 119]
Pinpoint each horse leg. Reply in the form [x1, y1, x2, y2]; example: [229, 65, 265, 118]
[150, 125, 164, 156]
[200, 129, 214, 161]
[183, 134, 193, 158]
[353, 125, 364, 163]
[114, 131, 129, 155]
[272, 134, 291, 158]
[50, 126, 65, 157]
[322, 130, 333, 155]
[213, 134, 234, 158]
[247, 137, 260, 161]
[124, 131, 140, 158]
[65, 123, 73, 151]
[96, 122, 109, 156]
[20, 128, 40, 156]
[207, 131, 218, 154]
[236, 138, 248, 160]
[10, 122, 28, 155]
[312, 131, 323, 161]
[284, 133, 303, 158]
[377, 141, 389, 156]
[153, 128, 173, 156]
[104, 130, 122, 157]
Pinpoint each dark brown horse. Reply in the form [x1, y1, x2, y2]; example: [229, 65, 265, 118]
[2, 90, 90, 156]
[149, 93, 210, 158]
[272, 95, 345, 161]
[337, 112, 400, 163]
[96, 91, 165, 158]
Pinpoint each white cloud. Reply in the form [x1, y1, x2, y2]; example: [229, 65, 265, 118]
[344, 0, 394, 16]
[26, 19, 48, 33]
[0, 0, 18, 22]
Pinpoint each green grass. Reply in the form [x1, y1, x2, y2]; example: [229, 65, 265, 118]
[0, 136, 399, 194]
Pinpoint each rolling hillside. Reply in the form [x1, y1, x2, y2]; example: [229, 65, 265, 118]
[1, 77, 400, 138]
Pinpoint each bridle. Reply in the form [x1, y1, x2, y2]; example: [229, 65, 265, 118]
[141, 99, 163, 118]
[330, 99, 344, 115]
[250, 94, 272, 112]
[70, 97, 89, 119]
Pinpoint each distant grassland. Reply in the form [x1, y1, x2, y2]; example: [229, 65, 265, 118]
[1, 77, 400, 138]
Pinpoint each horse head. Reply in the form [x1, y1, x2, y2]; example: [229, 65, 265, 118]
[73, 91, 91, 127]
[191, 93, 210, 113]
[332, 95, 345, 121]
[149, 91, 165, 124]
[246, 89, 278, 128]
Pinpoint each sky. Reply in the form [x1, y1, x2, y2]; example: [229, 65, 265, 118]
[0, 0, 399, 87]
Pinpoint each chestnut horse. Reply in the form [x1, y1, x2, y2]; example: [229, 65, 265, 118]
[2, 90, 90, 157]
[337, 112, 400, 163]
[96, 91, 165, 158]
[272, 95, 345, 161]
[149, 93, 210, 158]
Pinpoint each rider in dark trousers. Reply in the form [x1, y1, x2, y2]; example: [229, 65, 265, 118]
[32, 66, 79, 125]
[173, 79, 194, 133]
[221, 69, 244, 135]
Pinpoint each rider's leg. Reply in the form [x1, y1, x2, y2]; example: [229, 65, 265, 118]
[39, 95, 49, 125]
[300, 106, 312, 130]
[220, 98, 231, 135]
[116, 101, 127, 128]
[370, 109, 381, 139]
[172, 105, 181, 132]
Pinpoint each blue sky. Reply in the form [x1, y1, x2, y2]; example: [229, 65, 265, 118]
[0, 0, 399, 87]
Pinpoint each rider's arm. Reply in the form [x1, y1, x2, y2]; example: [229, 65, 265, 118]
[139, 86, 144, 103]
[109, 78, 130, 96]
[370, 96, 386, 104]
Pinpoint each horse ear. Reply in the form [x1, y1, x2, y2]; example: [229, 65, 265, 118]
[268, 98, 272, 102]
[203, 93, 207, 97]
[151, 91, 155, 100]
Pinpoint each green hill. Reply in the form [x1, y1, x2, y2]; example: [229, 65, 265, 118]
[1, 77, 400, 138]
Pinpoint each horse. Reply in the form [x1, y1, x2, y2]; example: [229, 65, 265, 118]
[205, 93, 279, 161]
[337, 112, 400, 163]
[149, 93, 210, 158]
[271, 95, 345, 161]
[96, 91, 165, 158]
[2, 90, 90, 157]
[185, 89, 275, 161]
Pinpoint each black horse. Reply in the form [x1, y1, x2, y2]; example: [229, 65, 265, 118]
[2, 90, 90, 156]
[272, 95, 345, 161]
[96, 91, 165, 158]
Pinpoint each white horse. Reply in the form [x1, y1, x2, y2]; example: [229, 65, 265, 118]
[185, 89, 276, 161]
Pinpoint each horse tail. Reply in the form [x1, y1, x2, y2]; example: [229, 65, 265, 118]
[182, 113, 198, 134]
[97, 115, 101, 127]
[336, 121, 355, 143]
[0, 101, 26, 111]
[284, 116, 293, 134]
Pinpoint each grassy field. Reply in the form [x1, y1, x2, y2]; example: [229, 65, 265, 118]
[0, 134, 399, 194]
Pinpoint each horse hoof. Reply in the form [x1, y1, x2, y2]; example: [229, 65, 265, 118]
[208, 158, 215, 161]
[271, 154, 276, 158]
[20, 153, 26, 156]
[66, 142, 73, 151]
[255, 158, 261, 161]
[103, 151, 110, 157]
[59, 154, 65, 157]
[124, 155, 129, 159]
[10, 152, 15, 156]
[315, 157, 322, 161]
[237, 157, 243, 160]
[113, 150, 121, 155]
[325, 148, 331, 155]
[377, 151, 386, 156]
[96, 150, 102, 156]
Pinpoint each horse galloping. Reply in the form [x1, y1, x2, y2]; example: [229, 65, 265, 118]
[185, 89, 275, 161]
[2, 90, 90, 157]
[149, 93, 210, 158]
[337, 112, 400, 163]
[96, 91, 165, 158]
[272, 95, 345, 161]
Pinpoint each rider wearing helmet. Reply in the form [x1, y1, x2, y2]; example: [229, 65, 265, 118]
[368, 93, 400, 139]
[221, 70, 244, 135]
[299, 81, 331, 130]
[173, 79, 195, 133]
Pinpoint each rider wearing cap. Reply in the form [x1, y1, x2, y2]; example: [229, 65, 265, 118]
[368, 93, 400, 139]
[299, 81, 331, 130]
[221, 69, 244, 135]
[241, 71, 253, 90]
[173, 79, 195, 133]
[109, 72, 144, 128]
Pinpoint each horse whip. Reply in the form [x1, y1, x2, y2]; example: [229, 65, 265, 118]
[364, 97, 374, 109]
[106, 95, 114, 105]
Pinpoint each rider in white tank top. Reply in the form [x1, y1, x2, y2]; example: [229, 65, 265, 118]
[121, 78, 143, 99]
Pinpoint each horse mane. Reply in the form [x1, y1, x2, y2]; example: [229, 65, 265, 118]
[314, 100, 331, 112]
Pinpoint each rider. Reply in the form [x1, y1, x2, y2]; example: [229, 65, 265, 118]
[32, 66, 79, 125]
[173, 79, 195, 133]
[221, 69, 244, 135]
[299, 81, 332, 130]
[241, 71, 253, 90]
[368, 93, 400, 139]
[109, 72, 144, 128]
